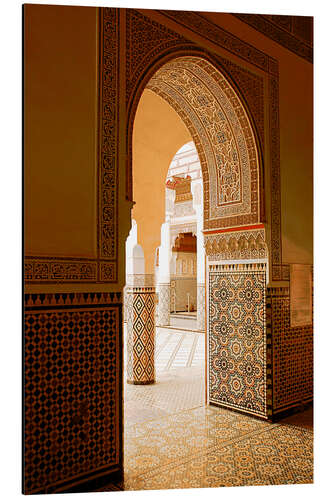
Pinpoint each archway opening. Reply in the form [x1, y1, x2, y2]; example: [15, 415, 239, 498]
[123, 100, 206, 425]
[123, 53, 265, 490]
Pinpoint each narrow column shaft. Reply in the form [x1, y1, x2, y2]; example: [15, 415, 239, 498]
[126, 286, 156, 385]
[156, 283, 170, 326]
[197, 283, 205, 331]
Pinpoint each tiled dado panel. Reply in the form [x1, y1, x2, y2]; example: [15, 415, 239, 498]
[23, 293, 122, 494]
[208, 263, 268, 418]
[266, 287, 313, 414]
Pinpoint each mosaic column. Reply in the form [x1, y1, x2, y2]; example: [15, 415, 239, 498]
[197, 283, 205, 331]
[126, 275, 155, 385]
[156, 283, 170, 326]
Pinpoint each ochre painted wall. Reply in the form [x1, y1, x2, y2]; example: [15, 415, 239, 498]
[24, 4, 98, 259]
[132, 89, 192, 274]
[201, 13, 313, 265]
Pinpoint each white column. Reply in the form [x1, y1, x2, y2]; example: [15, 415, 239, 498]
[194, 182, 205, 331]
[156, 220, 171, 326]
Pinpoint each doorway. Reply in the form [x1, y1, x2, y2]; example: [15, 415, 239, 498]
[123, 132, 206, 423]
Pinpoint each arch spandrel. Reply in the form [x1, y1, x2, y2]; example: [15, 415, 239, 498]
[144, 56, 261, 231]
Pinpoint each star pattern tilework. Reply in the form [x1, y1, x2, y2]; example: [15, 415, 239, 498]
[209, 266, 267, 417]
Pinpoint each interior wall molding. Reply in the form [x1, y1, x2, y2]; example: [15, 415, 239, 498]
[25, 8, 119, 285]
[232, 14, 313, 64]
[159, 10, 275, 72]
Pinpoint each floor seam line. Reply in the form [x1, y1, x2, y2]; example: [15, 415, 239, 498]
[187, 334, 198, 368]
[165, 334, 185, 370]
[155, 333, 173, 357]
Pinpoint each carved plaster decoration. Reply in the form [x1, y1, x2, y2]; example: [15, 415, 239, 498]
[205, 228, 267, 261]
[173, 200, 196, 217]
[126, 273, 155, 287]
[171, 223, 197, 237]
[126, 9, 283, 278]
[147, 57, 260, 228]
[25, 8, 120, 285]
[170, 223, 197, 248]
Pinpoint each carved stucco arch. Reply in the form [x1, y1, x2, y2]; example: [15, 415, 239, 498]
[128, 53, 263, 232]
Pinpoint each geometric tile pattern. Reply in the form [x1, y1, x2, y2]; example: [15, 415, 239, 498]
[123, 405, 313, 491]
[117, 322, 312, 493]
[209, 264, 267, 418]
[126, 288, 155, 384]
[266, 287, 313, 414]
[125, 366, 205, 426]
[23, 293, 122, 494]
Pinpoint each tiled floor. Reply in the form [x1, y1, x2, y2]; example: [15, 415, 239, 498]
[124, 406, 313, 491]
[120, 325, 313, 491]
[124, 327, 205, 425]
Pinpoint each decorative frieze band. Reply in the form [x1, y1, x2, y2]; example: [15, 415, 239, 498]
[205, 229, 267, 261]
[126, 273, 155, 287]
[160, 10, 273, 73]
[209, 261, 267, 273]
[24, 258, 97, 283]
[97, 8, 119, 278]
[24, 291, 122, 308]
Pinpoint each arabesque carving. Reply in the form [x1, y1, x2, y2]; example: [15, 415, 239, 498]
[205, 229, 267, 260]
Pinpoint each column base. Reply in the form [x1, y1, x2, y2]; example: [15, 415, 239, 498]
[127, 379, 155, 385]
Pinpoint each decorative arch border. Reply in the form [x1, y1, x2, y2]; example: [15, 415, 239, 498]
[127, 53, 263, 232]
[146, 56, 261, 230]
[125, 8, 283, 280]
[25, 7, 284, 284]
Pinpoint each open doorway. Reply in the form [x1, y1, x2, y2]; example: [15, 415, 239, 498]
[123, 133, 206, 427]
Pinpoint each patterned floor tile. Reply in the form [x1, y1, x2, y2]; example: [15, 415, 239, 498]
[122, 324, 313, 492]
[125, 413, 313, 490]
[124, 405, 276, 480]
[124, 366, 205, 422]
